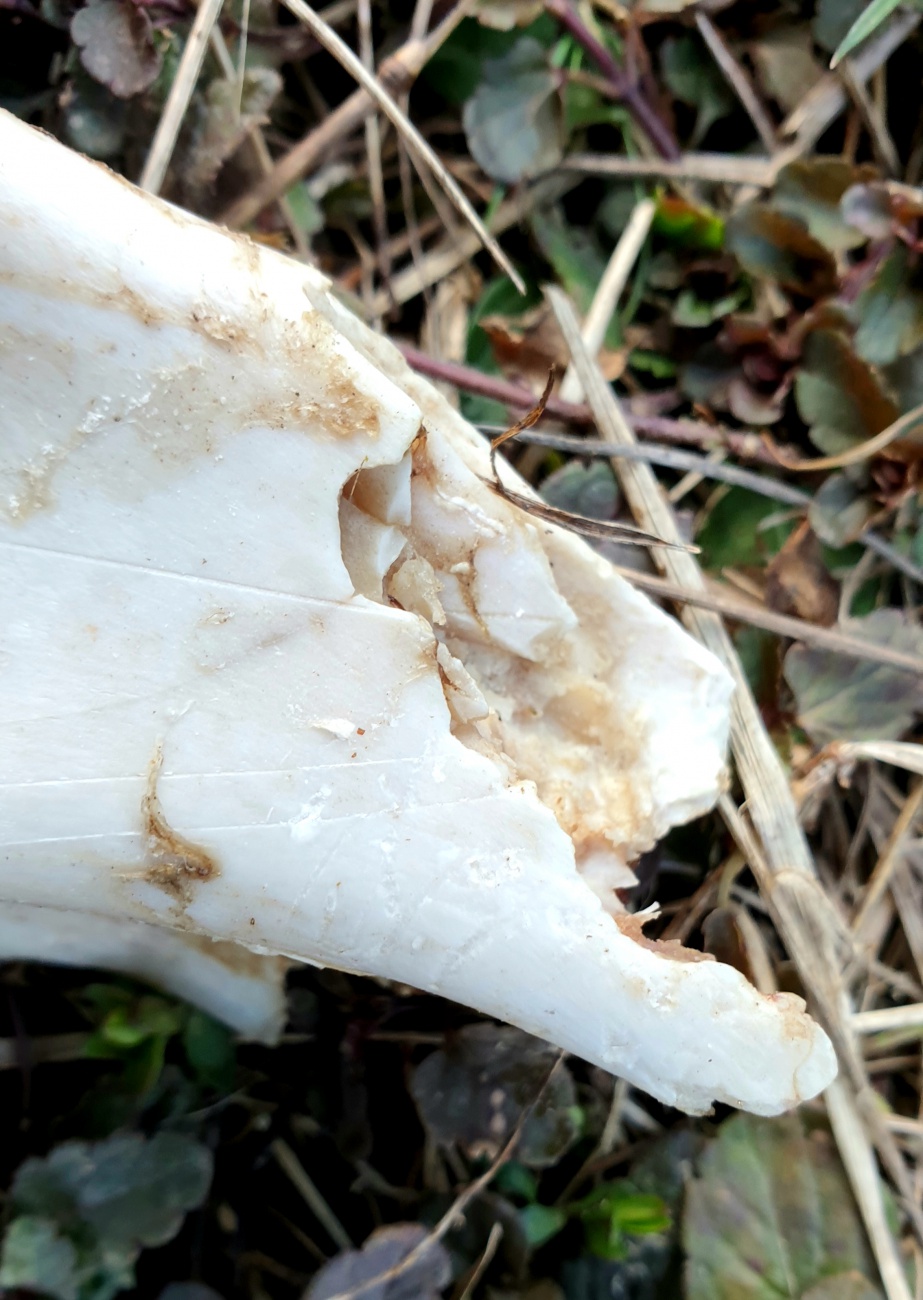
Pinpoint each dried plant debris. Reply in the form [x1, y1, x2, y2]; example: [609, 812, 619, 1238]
[8, 2, 923, 1297]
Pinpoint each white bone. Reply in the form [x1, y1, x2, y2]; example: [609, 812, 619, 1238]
[0, 110, 836, 1114]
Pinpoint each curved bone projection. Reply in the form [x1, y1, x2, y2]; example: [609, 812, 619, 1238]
[0, 110, 836, 1115]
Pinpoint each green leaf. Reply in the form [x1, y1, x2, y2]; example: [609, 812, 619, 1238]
[808, 473, 875, 547]
[629, 350, 676, 379]
[463, 37, 563, 183]
[107, 995, 183, 1046]
[183, 1010, 236, 1092]
[813, 0, 870, 53]
[582, 1215, 626, 1261]
[672, 286, 746, 328]
[493, 1160, 540, 1202]
[61, 72, 127, 159]
[697, 488, 794, 569]
[653, 195, 725, 251]
[563, 80, 626, 132]
[541, 461, 618, 519]
[751, 26, 824, 113]
[283, 183, 324, 238]
[520, 1203, 568, 1248]
[831, 0, 904, 66]
[852, 246, 923, 365]
[423, 16, 545, 105]
[684, 1113, 884, 1299]
[573, 1185, 671, 1261]
[660, 34, 734, 146]
[12, 1132, 213, 1254]
[0, 1216, 80, 1300]
[530, 207, 608, 315]
[772, 159, 874, 252]
[785, 609, 923, 743]
[795, 329, 898, 453]
[726, 205, 837, 299]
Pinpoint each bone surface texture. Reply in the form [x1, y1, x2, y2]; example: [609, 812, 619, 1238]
[0, 110, 836, 1115]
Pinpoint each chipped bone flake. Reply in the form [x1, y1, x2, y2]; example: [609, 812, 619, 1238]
[0, 109, 836, 1113]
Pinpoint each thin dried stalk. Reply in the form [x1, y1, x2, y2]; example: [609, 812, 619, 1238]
[0, 1032, 90, 1070]
[278, 0, 524, 291]
[826, 1078, 914, 1300]
[390, 0, 436, 317]
[236, 0, 251, 115]
[547, 282, 923, 1294]
[695, 12, 778, 153]
[357, 0, 389, 311]
[560, 151, 779, 186]
[457, 1223, 504, 1300]
[853, 1004, 923, 1034]
[839, 61, 901, 176]
[220, 4, 468, 229]
[770, 402, 923, 471]
[323, 1055, 565, 1300]
[547, 284, 819, 876]
[271, 1139, 353, 1252]
[209, 29, 309, 255]
[853, 781, 923, 940]
[608, 565, 923, 674]
[400, 345, 923, 585]
[836, 742, 923, 778]
[510, 429, 808, 504]
[559, 199, 655, 404]
[782, 11, 920, 154]
[139, 0, 226, 194]
[371, 176, 573, 313]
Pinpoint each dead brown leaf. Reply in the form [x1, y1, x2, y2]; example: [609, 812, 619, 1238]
[480, 304, 571, 388]
[765, 523, 840, 627]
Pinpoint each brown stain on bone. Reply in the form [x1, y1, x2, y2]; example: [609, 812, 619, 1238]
[0, 324, 382, 526]
[614, 912, 715, 964]
[306, 372, 380, 440]
[141, 745, 219, 904]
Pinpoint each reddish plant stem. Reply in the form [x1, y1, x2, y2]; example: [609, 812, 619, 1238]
[397, 342, 779, 465]
[544, 0, 680, 161]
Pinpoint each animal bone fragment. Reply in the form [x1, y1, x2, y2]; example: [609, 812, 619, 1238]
[0, 110, 836, 1115]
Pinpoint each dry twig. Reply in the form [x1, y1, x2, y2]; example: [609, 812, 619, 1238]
[276, 0, 524, 290]
[559, 199, 655, 404]
[560, 151, 779, 186]
[271, 1138, 354, 1253]
[608, 566, 923, 674]
[853, 781, 923, 942]
[139, 0, 226, 194]
[547, 280, 920, 1300]
[769, 402, 923, 472]
[220, 4, 470, 229]
[695, 11, 778, 154]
